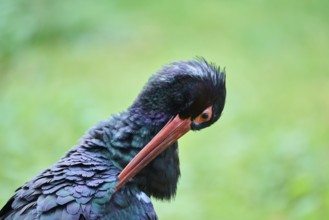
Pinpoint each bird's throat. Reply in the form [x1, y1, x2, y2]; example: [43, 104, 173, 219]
[97, 109, 180, 199]
[135, 142, 181, 200]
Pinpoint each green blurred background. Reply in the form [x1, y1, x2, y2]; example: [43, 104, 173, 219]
[1, 0, 328, 219]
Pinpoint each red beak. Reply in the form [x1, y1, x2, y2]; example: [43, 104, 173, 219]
[116, 115, 191, 190]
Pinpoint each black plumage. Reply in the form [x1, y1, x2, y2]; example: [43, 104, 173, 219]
[0, 58, 226, 220]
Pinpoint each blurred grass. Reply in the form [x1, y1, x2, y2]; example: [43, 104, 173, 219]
[1, 0, 329, 219]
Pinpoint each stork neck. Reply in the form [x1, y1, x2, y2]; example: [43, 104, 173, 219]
[81, 108, 180, 200]
[84, 108, 170, 170]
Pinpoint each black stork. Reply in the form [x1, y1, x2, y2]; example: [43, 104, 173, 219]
[0, 58, 226, 220]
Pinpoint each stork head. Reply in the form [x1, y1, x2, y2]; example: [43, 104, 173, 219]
[117, 57, 226, 190]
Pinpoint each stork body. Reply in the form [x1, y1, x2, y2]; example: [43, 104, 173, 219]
[0, 58, 226, 219]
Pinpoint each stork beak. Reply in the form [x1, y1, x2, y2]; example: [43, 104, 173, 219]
[116, 115, 191, 190]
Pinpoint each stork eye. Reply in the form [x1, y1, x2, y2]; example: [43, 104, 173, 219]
[201, 112, 209, 119]
[193, 106, 213, 124]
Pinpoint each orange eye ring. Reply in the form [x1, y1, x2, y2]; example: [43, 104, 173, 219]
[193, 106, 213, 124]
